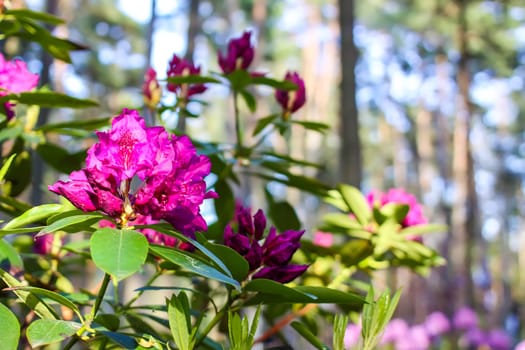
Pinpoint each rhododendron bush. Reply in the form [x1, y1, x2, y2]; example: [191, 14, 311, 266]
[0, 7, 448, 350]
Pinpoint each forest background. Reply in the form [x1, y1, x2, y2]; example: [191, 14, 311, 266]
[4, 0, 525, 343]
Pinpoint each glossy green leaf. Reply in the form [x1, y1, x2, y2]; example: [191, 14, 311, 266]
[0, 154, 16, 183]
[36, 117, 110, 132]
[90, 228, 149, 281]
[3, 204, 64, 230]
[168, 293, 193, 350]
[225, 70, 252, 91]
[0, 238, 23, 268]
[251, 76, 298, 90]
[1, 92, 98, 108]
[239, 89, 256, 113]
[338, 184, 371, 225]
[244, 279, 316, 301]
[150, 245, 240, 290]
[100, 331, 138, 348]
[290, 120, 330, 133]
[0, 268, 58, 319]
[267, 200, 301, 232]
[5, 9, 65, 24]
[0, 303, 20, 350]
[38, 213, 104, 236]
[202, 242, 249, 282]
[4, 151, 31, 197]
[294, 286, 365, 305]
[399, 224, 448, 236]
[7, 286, 82, 321]
[253, 114, 279, 136]
[291, 321, 330, 350]
[36, 143, 86, 173]
[166, 75, 220, 85]
[27, 319, 80, 347]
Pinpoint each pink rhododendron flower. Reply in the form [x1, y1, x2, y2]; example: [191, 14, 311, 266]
[453, 306, 478, 330]
[167, 54, 207, 100]
[224, 204, 308, 283]
[50, 109, 216, 237]
[142, 67, 161, 109]
[424, 311, 451, 337]
[218, 31, 254, 74]
[344, 323, 361, 348]
[33, 234, 58, 255]
[367, 188, 427, 227]
[313, 231, 333, 247]
[0, 53, 39, 120]
[275, 71, 306, 119]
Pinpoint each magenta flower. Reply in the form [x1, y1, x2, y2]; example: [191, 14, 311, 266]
[275, 71, 306, 118]
[424, 311, 451, 337]
[0, 53, 39, 120]
[367, 188, 427, 227]
[142, 67, 161, 109]
[218, 31, 254, 74]
[167, 54, 207, 100]
[313, 231, 333, 247]
[487, 329, 512, 350]
[453, 306, 478, 330]
[33, 234, 58, 255]
[49, 109, 216, 236]
[224, 204, 308, 283]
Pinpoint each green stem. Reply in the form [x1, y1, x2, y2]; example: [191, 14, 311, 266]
[194, 292, 232, 346]
[233, 91, 243, 155]
[62, 335, 79, 350]
[90, 273, 111, 319]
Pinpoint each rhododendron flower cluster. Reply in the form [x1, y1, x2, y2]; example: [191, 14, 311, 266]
[49, 109, 216, 238]
[0, 53, 39, 120]
[218, 31, 254, 74]
[167, 54, 207, 100]
[275, 71, 306, 119]
[367, 188, 427, 227]
[224, 204, 308, 283]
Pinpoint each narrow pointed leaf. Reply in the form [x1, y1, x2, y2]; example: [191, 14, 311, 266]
[3, 204, 63, 230]
[27, 319, 81, 347]
[338, 184, 371, 225]
[291, 321, 330, 350]
[0, 238, 23, 268]
[38, 213, 104, 236]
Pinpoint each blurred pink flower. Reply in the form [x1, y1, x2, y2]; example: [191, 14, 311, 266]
[515, 339, 525, 350]
[313, 231, 333, 248]
[166, 54, 207, 100]
[453, 306, 478, 330]
[142, 67, 161, 109]
[218, 31, 254, 74]
[0, 53, 39, 120]
[367, 188, 427, 227]
[344, 323, 361, 349]
[275, 71, 306, 118]
[424, 311, 451, 337]
[33, 234, 58, 255]
[380, 318, 409, 345]
[395, 325, 430, 350]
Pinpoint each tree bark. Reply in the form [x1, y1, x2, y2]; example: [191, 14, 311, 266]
[338, 0, 361, 188]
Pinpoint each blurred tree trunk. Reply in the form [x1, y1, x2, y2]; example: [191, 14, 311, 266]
[450, 0, 477, 309]
[338, 0, 361, 188]
[176, 0, 200, 131]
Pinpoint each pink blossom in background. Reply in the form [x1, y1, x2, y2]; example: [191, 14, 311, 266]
[313, 231, 333, 247]
[142, 67, 161, 109]
[395, 325, 430, 350]
[166, 54, 207, 99]
[33, 234, 57, 255]
[344, 323, 361, 349]
[218, 31, 254, 74]
[453, 306, 479, 330]
[424, 311, 451, 337]
[275, 71, 306, 118]
[380, 318, 409, 345]
[487, 329, 512, 350]
[50, 109, 216, 238]
[0, 53, 39, 120]
[367, 188, 427, 227]
[515, 340, 525, 350]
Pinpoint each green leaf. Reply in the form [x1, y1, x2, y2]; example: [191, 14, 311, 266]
[253, 114, 279, 136]
[0, 238, 23, 269]
[290, 120, 330, 133]
[213, 179, 235, 228]
[7, 286, 82, 321]
[291, 321, 330, 350]
[150, 245, 240, 290]
[5, 9, 65, 24]
[100, 331, 138, 348]
[90, 228, 149, 281]
[243, 279, 316, 302]
[0, 154, 16, 183]
[93, 314, 120, 331]
[27, 319, 80, 347]
[0, 267, 58, 320]
[36, 143, 86, 173]
[251, 76, 298, 90]
[261, 151, 321, 168]
[0, 303, 20, 350]
[338, 184, 371, 225]
[0, 92, 98, 108]
[239, 89, 256, 113]
[294, 286, 364, 305]
[4, 150, 31, 197]
[38, 213, 104, 236]
[399, 224, 448, 236]
[201, 241, 249, 282]
[3, 204, 64, 230]
[225, 70, 252, 91]
[168, 293, 193, 350]
[166, 75, 220, 85]
[36, 117, 110, 132]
